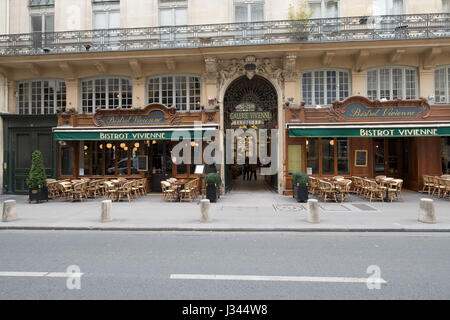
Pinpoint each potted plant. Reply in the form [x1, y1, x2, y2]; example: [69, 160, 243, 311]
[292, 172, 309, 203]
[26, 150, 49, 203]
[288, 0, 314, 41]
[205, 172, 221, 203]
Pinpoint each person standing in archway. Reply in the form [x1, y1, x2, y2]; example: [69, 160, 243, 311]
[250, 162, 257, 181]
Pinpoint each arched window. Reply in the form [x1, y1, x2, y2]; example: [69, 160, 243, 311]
[434, 66, 450, 104]
[147, 74, 201, 111]
[367, 66, 418, 100]
[81, 76, 132, 113]
[301, 69, 350, 106]
[17, 79, 66, 114]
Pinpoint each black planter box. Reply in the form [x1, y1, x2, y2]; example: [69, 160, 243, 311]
[206, 185, 218, 203]
[28, 186, 49, 203]
[294, 185, 308, 203]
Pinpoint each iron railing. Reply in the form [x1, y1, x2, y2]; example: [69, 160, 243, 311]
[1, 13, 450, 56]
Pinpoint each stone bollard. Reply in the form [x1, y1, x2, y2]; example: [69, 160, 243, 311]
[2, 200, 18, 222]
[101, 200, 112, 222]
[306, 199, 320, 224]
[200, 199, 212, 222]
[418, 198, 436, 224]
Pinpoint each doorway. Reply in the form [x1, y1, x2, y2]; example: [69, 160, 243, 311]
[373, 138, 409, 179]
[223, 75, 278, 192]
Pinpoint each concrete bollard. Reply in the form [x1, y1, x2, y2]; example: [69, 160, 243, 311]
[418, 198, 436, 224]
[101, 200, 112, 222]
[306, 199, 320, 224]
[2, 200, 18, 222]
[200, 199, 212, 222]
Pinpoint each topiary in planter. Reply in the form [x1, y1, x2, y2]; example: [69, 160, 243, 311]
[205, 173, 222, 203]
[26, 150, 48, 203]
[292, 172, 309, 203]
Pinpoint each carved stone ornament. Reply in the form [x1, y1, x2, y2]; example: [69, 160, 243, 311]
[218, 56, 284, 90]
[329, 96, 431, 122]
[57, 108, 78, 126]
[204, 57, 219, 84]
[283, 55, 298, 82]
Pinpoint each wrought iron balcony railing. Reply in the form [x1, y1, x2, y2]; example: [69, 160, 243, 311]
[1, 13, 450, 57]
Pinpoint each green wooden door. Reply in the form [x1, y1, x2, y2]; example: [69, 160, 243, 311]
[8, 128, 56, 194]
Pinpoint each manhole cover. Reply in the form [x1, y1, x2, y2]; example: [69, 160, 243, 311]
[351, 203, 378, 211]
[273, 203, 306, 212]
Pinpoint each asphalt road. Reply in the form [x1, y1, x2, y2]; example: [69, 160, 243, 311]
[0, 230, 449, 300]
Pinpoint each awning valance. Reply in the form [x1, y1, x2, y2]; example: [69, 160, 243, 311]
[53, 126, 218, 141]
[288, 123, 450, 138]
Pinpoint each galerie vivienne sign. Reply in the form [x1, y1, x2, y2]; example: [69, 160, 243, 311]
[230, 111, 272, 126]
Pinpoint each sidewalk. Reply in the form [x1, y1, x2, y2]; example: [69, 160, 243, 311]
[1, 189, 449, 232]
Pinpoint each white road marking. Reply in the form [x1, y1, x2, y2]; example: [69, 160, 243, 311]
[0, 272, 84, 278]
[170, 274, 387, 284]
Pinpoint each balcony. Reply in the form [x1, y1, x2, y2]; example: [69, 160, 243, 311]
[1, 13, 450, 57]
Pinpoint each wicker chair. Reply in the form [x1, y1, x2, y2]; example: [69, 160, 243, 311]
[432, 176, 446, 198]
[161, 181, 175, 202]
[421, 175, 434, 194]
[366, 180, 385, 202]
[180, 180, 195, 202]
[387, 179, 403, 202]
[103, 181, 119, 201]
[318, 180, 338, 203]
[70, 182, 88, 202]
[336, 179, 352, 203]
[117, 182, 133, 202]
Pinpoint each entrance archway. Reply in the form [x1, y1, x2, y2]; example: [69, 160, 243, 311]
[223, 75, 278, 192]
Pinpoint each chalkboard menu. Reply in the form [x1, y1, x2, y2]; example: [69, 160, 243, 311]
[354, 150, 367, 167]
[137, 155, 148, 171]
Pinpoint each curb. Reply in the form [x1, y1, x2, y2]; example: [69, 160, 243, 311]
[1, 226, 450, 232]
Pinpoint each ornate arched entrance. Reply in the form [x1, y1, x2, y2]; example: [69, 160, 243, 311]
[223, 75, 278, 191]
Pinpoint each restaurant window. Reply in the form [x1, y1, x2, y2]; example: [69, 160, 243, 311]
[367, 67, 418, 100]
[288, 144, 302, 175]
[147, 75, 201, 111]
[79, 141, 89, 176]
[81, 77, 132, 113]
[306, 138, 319, 174]
[117, 142, 129, 175]
[301, 69, 350, 106]
[337, 138, 349, 174]
[322, 138, 335, 175]
[17, 80, 66, 114]
[92, 142, 104, 175]
[61, 146, 74, 176]
[105, 143, 116, 175]
[234, 0, 264, 22]
[306, 138, 349, 175]
[442, 137, 450, 174]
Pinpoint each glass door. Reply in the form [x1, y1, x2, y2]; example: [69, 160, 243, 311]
[374, 138, 385, 175]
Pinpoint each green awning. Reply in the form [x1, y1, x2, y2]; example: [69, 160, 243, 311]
[289, 127, 450, 138]
[53, 129, 214, 141]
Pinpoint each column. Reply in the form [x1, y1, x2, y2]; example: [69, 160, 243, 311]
[132, 77, 146, 108]
[65, 79, 79, 112]
[352, 69, 366, 96]
[419, 68, 434, 100]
